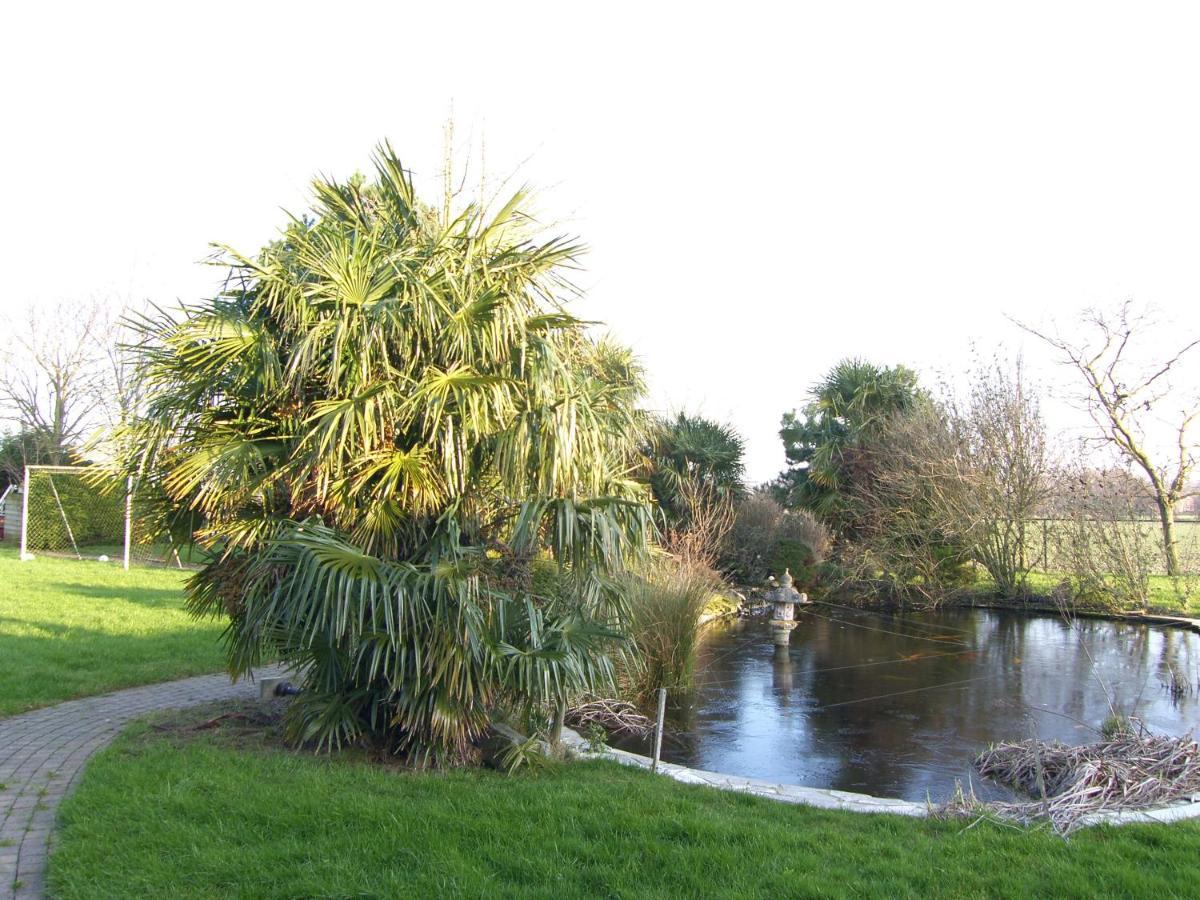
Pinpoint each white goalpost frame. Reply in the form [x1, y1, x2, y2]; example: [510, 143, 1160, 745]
[19, 464, 134, 570]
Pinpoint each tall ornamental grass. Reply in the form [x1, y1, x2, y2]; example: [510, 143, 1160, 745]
[619, 556, 721, 703]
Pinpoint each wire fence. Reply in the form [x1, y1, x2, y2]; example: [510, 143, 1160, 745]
[1024, 517, 1200, 576]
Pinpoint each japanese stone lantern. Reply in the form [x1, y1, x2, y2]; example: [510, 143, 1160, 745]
[767, 568, 808, 627]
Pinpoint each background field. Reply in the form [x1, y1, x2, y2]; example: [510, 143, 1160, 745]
[0, 548, 224, 716]
[1025, 517, 1200, 576]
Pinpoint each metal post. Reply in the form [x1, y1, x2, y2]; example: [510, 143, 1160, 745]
[123, 475, 133, 571]
[652, 687, 667, 772]
[19, 466, 30, 561]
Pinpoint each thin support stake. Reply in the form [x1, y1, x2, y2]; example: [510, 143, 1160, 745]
[47, 475, 82, 560]
[19, 466, 30, 560]
[123, 475, 133, 571]
[652, 687, 667, 773]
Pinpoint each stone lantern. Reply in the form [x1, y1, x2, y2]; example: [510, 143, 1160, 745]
[767, 568, 808, 627]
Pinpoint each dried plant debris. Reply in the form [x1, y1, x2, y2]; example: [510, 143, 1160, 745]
[941, 732, 1200, 834]
[565, 698, 654, 738]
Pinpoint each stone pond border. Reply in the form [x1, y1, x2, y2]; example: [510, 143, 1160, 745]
[560, 731, 1200, 830]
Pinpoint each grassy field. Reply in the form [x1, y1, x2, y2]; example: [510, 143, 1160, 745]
[0, 547, 225, 716]
[972, 570, 1200, 616]
[46, 710, 1200, 899]
[1027, 517, 1200, 579]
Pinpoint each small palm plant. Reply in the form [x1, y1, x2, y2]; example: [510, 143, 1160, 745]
[116, 145, 653, 761]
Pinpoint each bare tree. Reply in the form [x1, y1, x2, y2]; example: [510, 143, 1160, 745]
[1015, 302, 1199, 576]
[1052, 463, 1163, 611]
[0, 301, 118, 468]
[661, 478, 736, 568]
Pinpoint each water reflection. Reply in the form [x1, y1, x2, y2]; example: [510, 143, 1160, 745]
[615, 606, 1200, 802]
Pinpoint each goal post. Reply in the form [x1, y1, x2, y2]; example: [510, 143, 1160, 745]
[18, 465, 186, 570]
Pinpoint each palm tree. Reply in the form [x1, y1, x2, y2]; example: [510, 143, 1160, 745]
[116, 145, 653, 760]
[643, 413, 746, 523]
[776, 359, 922, 535]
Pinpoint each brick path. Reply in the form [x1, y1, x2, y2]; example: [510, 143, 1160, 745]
[0, 668, 284, 899]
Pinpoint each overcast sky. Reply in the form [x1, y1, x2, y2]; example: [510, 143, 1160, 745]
[3, 1, 1198, 481]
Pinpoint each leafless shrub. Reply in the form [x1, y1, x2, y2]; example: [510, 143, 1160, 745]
[857, 357, 1050, 600]
[720, 491, 784, 583]
[720, 491, 831, 585]
[1052, 465, 1162, 611]
[782, 507, 832, 567]
[661, 478, 735, 568]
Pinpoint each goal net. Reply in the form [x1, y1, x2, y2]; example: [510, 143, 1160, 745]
[18, 465, 192, 569]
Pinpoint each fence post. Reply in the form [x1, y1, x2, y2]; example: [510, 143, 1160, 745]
[19, 466, 29, 561]
[1042, 520, 1048, 571]
[123, 475, 133, 571]
[652, 687, 667, 773]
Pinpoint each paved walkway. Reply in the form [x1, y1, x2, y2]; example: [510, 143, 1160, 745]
[0, 668, 284, 899]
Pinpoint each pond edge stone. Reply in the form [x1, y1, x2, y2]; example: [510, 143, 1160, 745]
[562, 729, 1200, 828]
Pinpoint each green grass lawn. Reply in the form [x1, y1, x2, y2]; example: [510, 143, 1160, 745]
[46, 709, 1200, 899]
[0, 547, 225, 716]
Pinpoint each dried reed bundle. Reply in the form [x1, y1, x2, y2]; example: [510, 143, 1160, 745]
[565, 699, 654, 737]
[945, 733, 1200, 834]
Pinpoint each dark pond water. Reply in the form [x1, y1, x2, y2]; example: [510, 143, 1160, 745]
[615, 605, 1200, 802]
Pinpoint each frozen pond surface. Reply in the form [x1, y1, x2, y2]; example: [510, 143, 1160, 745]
[616, 606, 1200, 802]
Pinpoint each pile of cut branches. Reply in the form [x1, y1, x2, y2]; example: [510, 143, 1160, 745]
[565, 699, 653, 738]
[944, 732, 1200, 834]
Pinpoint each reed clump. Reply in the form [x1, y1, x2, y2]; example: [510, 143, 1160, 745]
[618, 556, 722, 705]
[943, 731, 1200, 834]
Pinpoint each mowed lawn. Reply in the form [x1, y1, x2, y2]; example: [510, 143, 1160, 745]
[48, 714, 1200, 899]
[0, 547, 225, 716]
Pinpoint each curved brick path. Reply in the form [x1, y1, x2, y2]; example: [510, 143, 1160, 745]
[0, 667, 284, 899]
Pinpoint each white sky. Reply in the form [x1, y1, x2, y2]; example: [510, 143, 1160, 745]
[2, 1, 1198, 482]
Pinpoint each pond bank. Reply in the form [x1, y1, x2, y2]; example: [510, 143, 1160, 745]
[566, 726, 1200, 830]
[951, 594, 1200, 635]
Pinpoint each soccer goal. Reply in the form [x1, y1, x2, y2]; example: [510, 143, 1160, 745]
[18, 465, 187, 570]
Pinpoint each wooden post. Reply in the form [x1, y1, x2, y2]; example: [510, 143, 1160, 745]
[651, 687, 667, 772]
[550, 701, 566, 750]
[123, 475, 133, 571]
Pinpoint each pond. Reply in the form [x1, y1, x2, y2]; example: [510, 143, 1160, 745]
[615, 604, 1200, 802]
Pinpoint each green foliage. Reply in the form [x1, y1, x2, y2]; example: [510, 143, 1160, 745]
[582, 722, 609, 752]
[113, 145, 653, 759]
[769, 538, 814, 584]
[498, 734, 559, 774]
[774, 359, 922, 535]
[49, 725, 1200, 898]
[1100, 714, 1134, 740]
[644, 413, 745, 524]
[618, 556, 720, 703]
